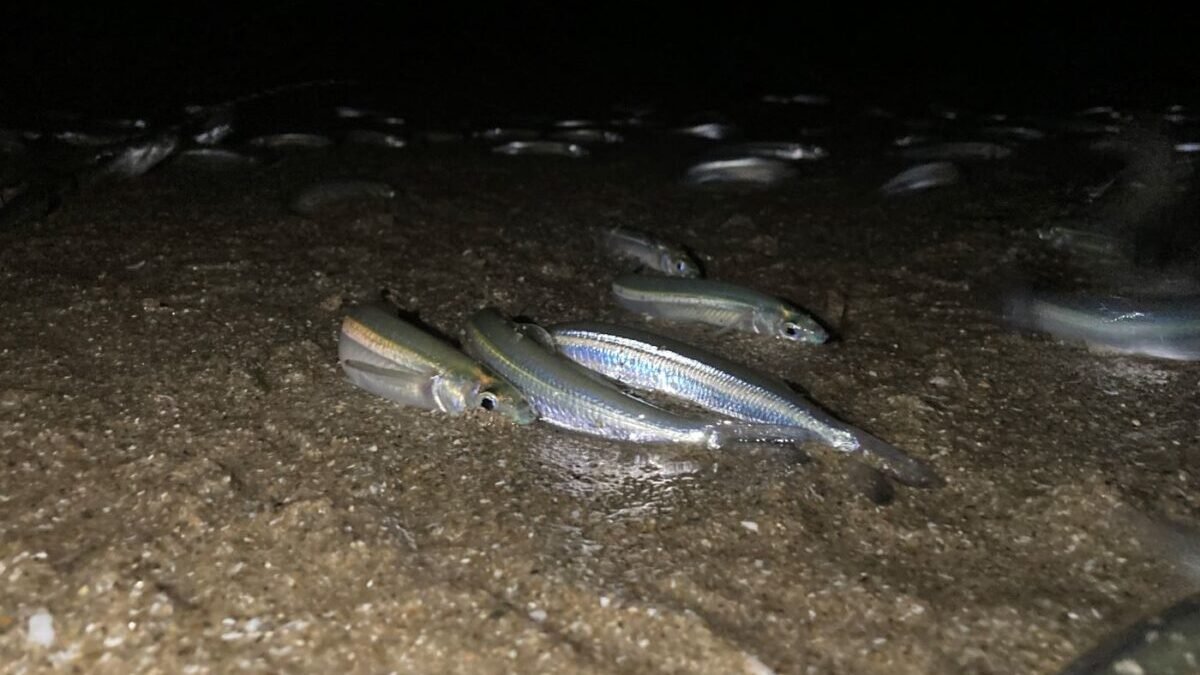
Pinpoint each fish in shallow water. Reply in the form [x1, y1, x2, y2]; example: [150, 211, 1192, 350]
[339, 304, 535, 424]
[595, 227, 701, 277]
[461, 309, 823, 448]
[547, 321, 939, 486]
[611, 274, 828, 344]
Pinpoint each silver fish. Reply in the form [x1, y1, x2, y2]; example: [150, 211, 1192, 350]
[549, 129, 624, 144]
[247, 133, 333, 149]
[475, 128, 541, 142]
[898, 141, 1012, 161]
[596, 227, 701, 277]
[339, 304, 534, 424]
[1004, 290, 1200, 361]
[548, 322, 939, 486]
[718, 142, 827, 161]
[290, 180, 396, 215]
[674, 122, 738, 140]
[173, 148, 260, 170]
[611, 274, 828, 344]
[461, 309, 821, 448]
[683, 157, 795, 187]
[103, 132, 179, 177]
[492, 140, 589, 158]
[880, 162, 960, 195]
[344, 130, 407, 149]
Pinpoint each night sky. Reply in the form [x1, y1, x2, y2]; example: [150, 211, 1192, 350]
[3, 5, 1197, 115]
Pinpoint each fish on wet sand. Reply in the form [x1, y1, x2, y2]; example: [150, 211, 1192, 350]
[611, 274, 828, 344]
[1004, 290, 1200, 361]
[596, 227, 701, 278]
[547, 321, 939, 486]
[492, 140, 589, 158]
[880, 161, 960, 195]
[290, 179, 396, 215]
[339, 304, 535, 424]
[683, 157, 795, 187]
[461, 308, 823, 448]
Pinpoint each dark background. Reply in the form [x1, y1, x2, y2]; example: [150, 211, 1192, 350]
[2, 5, 1197, 116]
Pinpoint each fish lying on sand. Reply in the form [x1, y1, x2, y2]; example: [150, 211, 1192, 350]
[611, 274, 828, 344]
[595, 227, 701, 277]
[290, 179, 396, 215]
[462, 309, 822, 449]
[339, 304, 535, 424]
[548, 321, 939, 486]
[1004, 289, 1200, 361]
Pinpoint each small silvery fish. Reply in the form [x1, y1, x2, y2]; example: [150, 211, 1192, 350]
[880, 162, 960, 195]
[548, 322, 939, 486]
[173, 148, 260, 170]
[549, 129, 624, 144]
[339, 304, 535, 424]
[493, 141, 589, 158]
[290, 180, 396, 215]
[103, 132, 179, 177]
[461, 308, 822, 448]
[674, 122, 738, 140]
[1004, 290, 1200, 361]
[247, 133, 333, 149]
[683, 157, 795, 187]
[611, 274, 828, 344]
[898, 141, 1012, 161]
[596, 227, 701, 278]
[981, 125, 1046, 142]
[718, 142, 827, 161]
[344, 130, 407, 149]
[474, 128, 541, 142]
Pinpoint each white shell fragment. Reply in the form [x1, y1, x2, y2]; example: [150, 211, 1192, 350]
[684, 157, 795, 187]
[492, 141, 589, 158]
[880, 162, 960, 195]
[27, 610, 54, 647]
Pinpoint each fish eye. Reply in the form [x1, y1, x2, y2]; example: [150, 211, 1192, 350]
[675, 260, 688, 272]
[479, 393, 498, 411]
[783, 323, 800, 338]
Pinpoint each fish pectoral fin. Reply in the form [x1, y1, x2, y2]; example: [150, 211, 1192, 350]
[515, 321, 558, 350]
[340, 358, 442, 409]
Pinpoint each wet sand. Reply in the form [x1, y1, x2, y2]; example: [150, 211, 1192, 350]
[1, 135, 1198, 673]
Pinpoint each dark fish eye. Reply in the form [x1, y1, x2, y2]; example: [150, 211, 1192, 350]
[480, 393, 498, 411]
[784, 324, 799, 337]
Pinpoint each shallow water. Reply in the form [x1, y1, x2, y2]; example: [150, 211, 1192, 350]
[1, 125, 1198, 673]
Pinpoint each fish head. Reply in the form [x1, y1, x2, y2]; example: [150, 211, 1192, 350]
[477, 382, 538, 425]
[430, 372, 482, 415]
[659, 250, 702, 278]
[761, 307, 829, 344]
